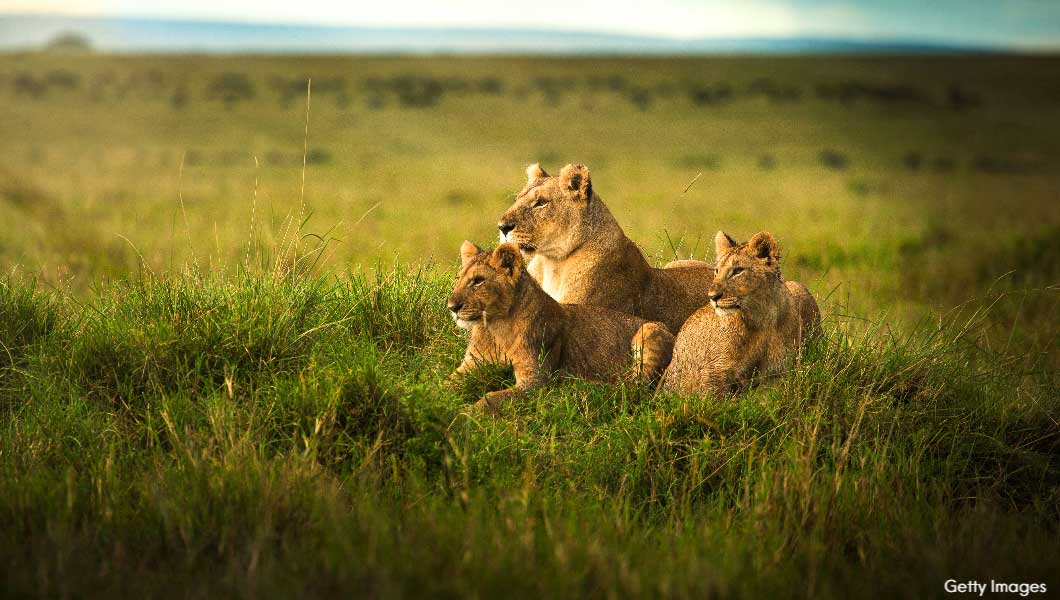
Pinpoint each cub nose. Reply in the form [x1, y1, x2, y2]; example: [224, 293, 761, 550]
[708, 290, 723, 303]
[498, 222, 514, 236]
[448, 299, 463, 313]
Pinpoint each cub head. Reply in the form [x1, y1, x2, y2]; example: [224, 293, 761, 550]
[496, 163, 594, 259]
[708, 231, 783, 319]
[447, 241, 524, 329]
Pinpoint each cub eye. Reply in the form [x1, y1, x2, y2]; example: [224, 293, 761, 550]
[471, 277, 485, 287]
[532, 198, 550, 209]
[730, 267, 745, 277]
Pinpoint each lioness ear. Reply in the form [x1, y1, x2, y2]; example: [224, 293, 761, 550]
[714, 231, 737, 258]
[526, 163, 548, 183]
[460, 240, 482, 267]
[559, 163, 592, 201]
[747, 232, 780, 266]
[490, 243, 523, 280]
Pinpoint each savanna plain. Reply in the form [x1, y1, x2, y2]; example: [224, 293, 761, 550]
[1, 53, 1058, 598]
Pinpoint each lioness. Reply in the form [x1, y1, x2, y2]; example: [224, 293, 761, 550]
[662, 231, 820, 397]
[448, 241, 674, 411]
[497, 163, 715, 334]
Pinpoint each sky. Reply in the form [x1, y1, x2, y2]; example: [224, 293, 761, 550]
[2, 0, 1059, 48]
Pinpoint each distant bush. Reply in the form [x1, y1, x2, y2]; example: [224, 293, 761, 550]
[815, 80, 929, 106]
[477, 77, 503, 95]
[12, 74, 46, 98]
[306, 149, 331, 165]
[387, 76, 443, 107]
[676, 153, 721, 169]
[747, 77, 801, 102]
[932, 156, 956, 172]
[819, 149, 850, 170]
[42, 31, 93, 53]
[208, 72, 256, 107]
[902, 151, 924, 170]
[946, 84, 981, 111]
[688, 82, 733, 106]
[972, 155, 1037, 175]
[625, 86, 653, 111]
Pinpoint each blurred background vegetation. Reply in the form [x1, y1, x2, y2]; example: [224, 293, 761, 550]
[1, 52, 1057, 360]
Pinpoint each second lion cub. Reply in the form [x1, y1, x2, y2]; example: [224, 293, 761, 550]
[662, 231, 820, 397]
[449, 241, 674, 411]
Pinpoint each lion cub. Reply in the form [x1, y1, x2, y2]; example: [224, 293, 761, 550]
[449, 241, 674, 411]
[662, 231, 820, 397]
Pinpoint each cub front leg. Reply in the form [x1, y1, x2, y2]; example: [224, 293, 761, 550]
[449, 330, 499, 383]
[448, 354, 477, 383]
[474, 347, 547, 414]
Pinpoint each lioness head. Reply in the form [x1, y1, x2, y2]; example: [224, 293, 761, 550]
[447, 241, 524, 329]
[708, 231, 782, 318]
[497, 163, 594, 259]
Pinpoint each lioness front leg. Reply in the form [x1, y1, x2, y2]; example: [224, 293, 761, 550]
[630, 322, 675, 385]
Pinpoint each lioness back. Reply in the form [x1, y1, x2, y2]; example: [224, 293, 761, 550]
[558, 303, 674, 383]
[642, 264, 718, 333]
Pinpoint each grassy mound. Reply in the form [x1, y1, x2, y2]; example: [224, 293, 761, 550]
[1, 270, 1057, 598]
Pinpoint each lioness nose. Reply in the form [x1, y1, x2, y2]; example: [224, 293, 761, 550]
[448, 299, 463, 313]
[498, 222, 514, 236]
[708, 290, 723, 303]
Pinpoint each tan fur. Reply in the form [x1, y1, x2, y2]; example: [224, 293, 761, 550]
[448, 241, 675, 411]
[662, 231, 821, 397]
[497, 163, 715, 334]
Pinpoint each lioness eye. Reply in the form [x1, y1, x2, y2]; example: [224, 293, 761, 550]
[731, 267, 745, 277]
[533, 198, 549, 208]
[472, 277, 485, 287]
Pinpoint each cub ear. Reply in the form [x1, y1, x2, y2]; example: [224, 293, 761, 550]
[526, 163, 548, 183]
[714, 231, 737, 258]
[559, 163, 592, 201]
[746, 232, 780, 266]
[460, 240, 482, 266]
[490, 243, 523, 280]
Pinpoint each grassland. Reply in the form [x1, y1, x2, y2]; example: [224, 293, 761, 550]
[0, 52, 1058, 597]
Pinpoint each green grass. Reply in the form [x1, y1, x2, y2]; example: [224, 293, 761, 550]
[1, 269, 1057, 598]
